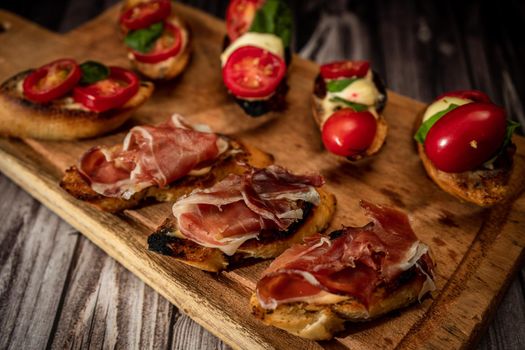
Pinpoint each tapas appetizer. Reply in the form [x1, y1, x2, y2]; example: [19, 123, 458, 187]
[0, 59, 153, 140]
[61, 114, 273, 212]
[120, 0, 191, 80]
[414, 90, 520, 206]
[221, 0, 293, 117]
[251, 201, 435, 340]
[312, 60, 388, 160]
[148, 165, 336, 272]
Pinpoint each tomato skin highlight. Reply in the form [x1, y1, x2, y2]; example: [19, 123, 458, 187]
[320, 60, 370, 80]
[120, 0, 171, 31]
[226, 0, 264, 42]
[23, 59, 81, 103]
[435, 89, 491, 103]
[222, 46, 286, 99]
[321, 109, 377, 157]
[424, 102, 507, 173]
[73, 67, 139, 112]
[132, 22, 182, 63]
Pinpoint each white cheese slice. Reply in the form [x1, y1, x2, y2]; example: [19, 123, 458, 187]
[330, 78, 380, 106]
[422, 96, 471, 122]
[220, 32, 284, 67]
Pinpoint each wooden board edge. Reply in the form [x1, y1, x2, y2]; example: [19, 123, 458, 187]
[0, 139, 278, 350]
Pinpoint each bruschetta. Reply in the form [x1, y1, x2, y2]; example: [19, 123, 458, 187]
[60, 114, 273, 212]
[0, 59, 153, 140]
[147, 165, 336, 272]
[251, 201, 435, 340]
[312, 60, 387, 160]
[414, 90, 519, 206]
[120, 0, 191, 80]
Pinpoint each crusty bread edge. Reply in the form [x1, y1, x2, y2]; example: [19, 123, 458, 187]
[250, 270, 428, 340]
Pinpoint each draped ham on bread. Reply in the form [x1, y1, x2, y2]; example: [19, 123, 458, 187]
[256, 201, 436, 310]
[170, 165, 325, 255]
[78, 114, 228, 199]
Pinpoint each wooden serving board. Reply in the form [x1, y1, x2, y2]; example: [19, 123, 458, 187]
[1, 4, 524, 350]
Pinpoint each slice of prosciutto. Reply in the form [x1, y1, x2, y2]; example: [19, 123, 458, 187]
[79, 114, 227, 199]
[256, 201, 436, 310]
[171, 165, 325, 255]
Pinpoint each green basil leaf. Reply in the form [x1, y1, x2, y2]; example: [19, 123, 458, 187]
[248, 0, 293, 48]
[329, 96, 368, 112]
[125, 22, 164, 53]
[79, 61, 109, 85]
[483, 119, 521, 167]
[414, 104, 459, 144]
[326, 78, 358, 93]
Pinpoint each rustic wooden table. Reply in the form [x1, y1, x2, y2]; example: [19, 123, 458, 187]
[1, 0, 524, 349]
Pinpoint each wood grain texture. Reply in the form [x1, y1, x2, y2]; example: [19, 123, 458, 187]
[0, 2, 524, 350]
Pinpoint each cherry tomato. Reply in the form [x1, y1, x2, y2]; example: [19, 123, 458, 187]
[321, 108, 377, 157]
[222, 46, 286, 98]
[23, 58, 81, 103]
[73, 67, 139, 112]
[120, 0, 171, 31]
[424, 102, 507, 173]
[132, 22, 182, 63]
[320, 60, 370, 80]
[435, 89, 491, 103]
[226, 0, 264, 42]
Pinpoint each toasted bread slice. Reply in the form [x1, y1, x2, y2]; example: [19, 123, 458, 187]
[128, 15, 191, 80]
[60, 140, 274, 212]
[414, 110, 514, 206]
[0, 70, 154, 140]
[311, 72, 388, 160]
[147, 187, 336, 272]
[250, 266, 429, 340]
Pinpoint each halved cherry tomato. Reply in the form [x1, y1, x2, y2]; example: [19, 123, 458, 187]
[222, 46, 286, 98]
[132, 22, 182, 63]
[120, 0, 171, 31]
[226, 0, 264, 42]
[23, 58, 81, 103]
[424, 102, 506, 173]
[435, 89, 491, 103]
[320, 60, 370, 80]
[73, 67, 139, 112]
[321, 108, 377, 157]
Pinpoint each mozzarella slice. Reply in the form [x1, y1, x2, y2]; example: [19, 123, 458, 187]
[422, 96, 472, 122]
[220, 32, 285, 67]
[330, 78, 380, 106]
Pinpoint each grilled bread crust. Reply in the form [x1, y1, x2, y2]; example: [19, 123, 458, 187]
[147, 187, 336, 272]
[249, 268, 429, 340]
[60, 140, 274, 212]
[0, 70, 154, 140]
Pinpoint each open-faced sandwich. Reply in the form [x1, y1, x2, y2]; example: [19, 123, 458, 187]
[220, 0, 293, 117]
[61, 114, 273, 212]
[148, 165, 336, 272]
[414, 90, 520, 206]
[120, 0, 191, 80]
[251, 201, 435, 340]
[312, 60, 388, 160]
[0, 59, 153, 140]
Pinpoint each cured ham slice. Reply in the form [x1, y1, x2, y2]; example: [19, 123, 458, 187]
[171, 165, 325, 255]
[256, 201, 435, 310]
[79, 114, 226, 199]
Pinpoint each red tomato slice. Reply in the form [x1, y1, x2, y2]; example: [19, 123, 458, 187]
[23, 58, 81, 103]
[120, 0, 171, 31]
[132, 22, 182, 63]
[73, 67, 139, 112]
[226, 0, 264, 42]
[424, 102, 507, 173]
[320, 60, 370, 80]
[322, 108, 377, 157]
[222, 46, 286, 99]
[435, 89, 491, 103]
